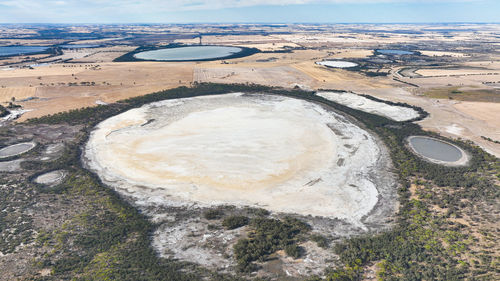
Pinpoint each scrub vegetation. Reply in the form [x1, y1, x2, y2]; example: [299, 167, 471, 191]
[233, 217, 311, 272]
[5, 83, 497, 280]
[222, 215, 249, 230]
[0, 104, 9, 118]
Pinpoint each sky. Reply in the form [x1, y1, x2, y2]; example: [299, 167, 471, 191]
[0, 0, 499, 23]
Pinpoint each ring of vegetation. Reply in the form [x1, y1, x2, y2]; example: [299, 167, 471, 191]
[84, 93, 394, 226]
[114, 44, 260, 62]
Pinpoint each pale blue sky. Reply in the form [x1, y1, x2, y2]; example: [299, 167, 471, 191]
[0, 0, 499, 23]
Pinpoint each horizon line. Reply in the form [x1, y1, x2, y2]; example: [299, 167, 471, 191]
[1, 22, 500, 25]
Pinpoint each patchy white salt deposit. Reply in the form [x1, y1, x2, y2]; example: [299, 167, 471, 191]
[95, 100, 108, 105]
[316, 60, 358, 68]
[34, 170, 66, 186]
[84, 93, 385, 225]
[0, 109, 30, 125]
[317, 91, 420, 122]
[0, 159, 24, 172]
[445, 124, 464, 135]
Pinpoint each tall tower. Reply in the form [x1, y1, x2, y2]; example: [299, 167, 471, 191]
[199, 35, 202, 45]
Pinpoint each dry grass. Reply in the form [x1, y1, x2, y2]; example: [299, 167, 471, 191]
[0, 62, 194, 121]
[326, 49, 374, 59]
[0, 86, 37, 102]
[194, 65, 314, 88]
[416, 68, 499, 77]
[292, 61, 391, 90]
[424, 87, 500, 103]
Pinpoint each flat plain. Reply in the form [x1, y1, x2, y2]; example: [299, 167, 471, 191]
[2, 24, 498, 157]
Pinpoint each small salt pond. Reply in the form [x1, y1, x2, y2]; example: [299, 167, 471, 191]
[0, 142, 36, 158]
[408, 136, 468, 165]
[133, 46, 243, 61]
[316, 60, 358, 68]
[34, 170, 66, 186]
[0, 46, 50, 56]
[376, 49, 414, 55]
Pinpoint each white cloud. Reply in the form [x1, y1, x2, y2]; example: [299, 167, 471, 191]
[1, 0, 481, 12]
[0, 0, 486, 23]
[114, 0, 482, 11]
[51, 0, 67, 5]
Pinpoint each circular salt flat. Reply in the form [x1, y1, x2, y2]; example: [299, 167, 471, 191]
[34, 170, 66, 186]
[85, 93, 383, 224]
[133, 46, 243, 61]
[316, 60, 358, 68]
[0, 142, 36, 158]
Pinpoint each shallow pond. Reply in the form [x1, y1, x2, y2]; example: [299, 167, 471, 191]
[0, 46, 50, 56]
[377, 49, 414, 55]
[409, 136, 463, 162]
[133, 46, 243, 61]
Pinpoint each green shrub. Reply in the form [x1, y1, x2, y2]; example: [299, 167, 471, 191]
[284, 244, 303, 259]
[310, 234, 329, 249]
[222, 215, 249, 230]
[0, 104, 9, 117]
[233, 217, 311, 271]
[203, 209, 224, 220]
[245, 207, 270, 217]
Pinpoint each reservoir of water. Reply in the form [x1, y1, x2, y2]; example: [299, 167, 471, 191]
[377, 49, 414, 55]
[133, 46, 243, 61]
[0, 46, 50, 57]
[408, 136, 463, 163]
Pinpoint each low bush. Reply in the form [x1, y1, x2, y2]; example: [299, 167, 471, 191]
[222, 215, 249, 230]
[203, 209, 224, 220]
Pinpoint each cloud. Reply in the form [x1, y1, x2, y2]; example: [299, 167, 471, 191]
[51, 0, 67, 5]
[0, 0, 482, 12]
[104, 0, 482, 11]
[0, 0, 488, 23]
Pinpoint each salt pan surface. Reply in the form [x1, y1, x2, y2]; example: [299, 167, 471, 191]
[316, 60, 358, 68]
[85, 93, 384, 224]
[317, 91, 420, 122]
